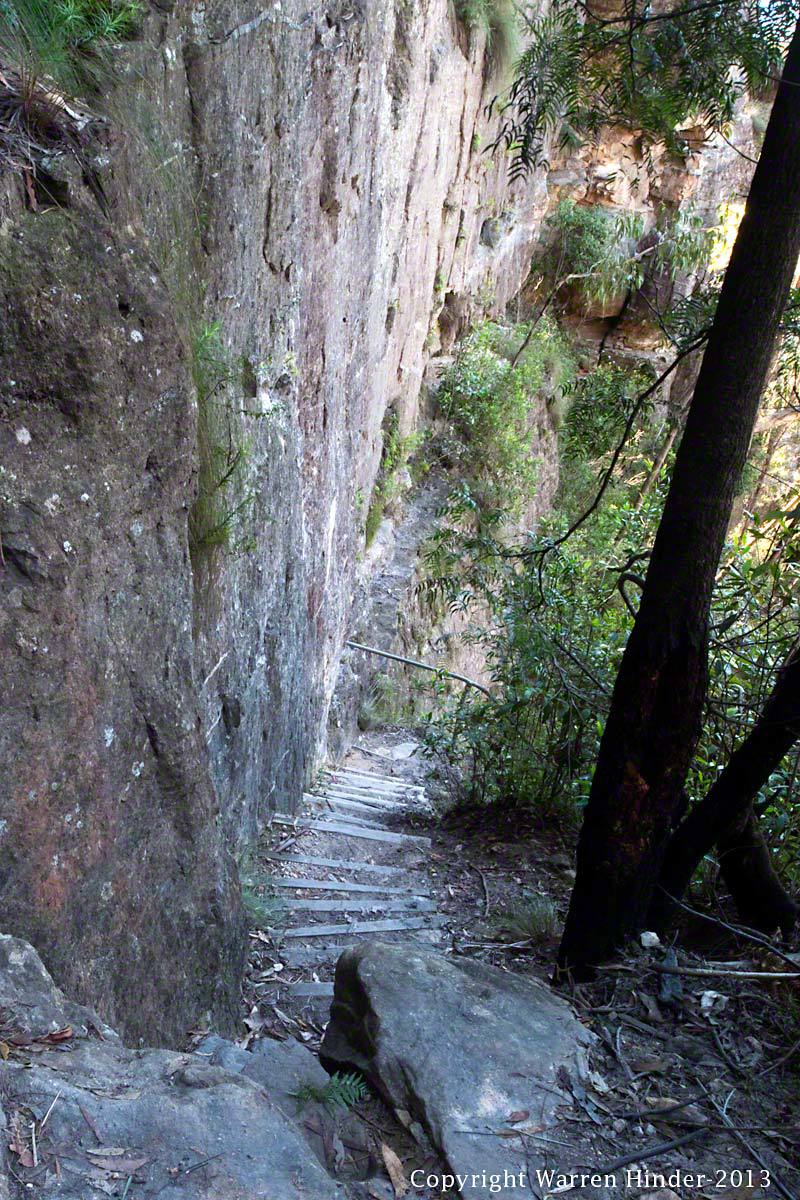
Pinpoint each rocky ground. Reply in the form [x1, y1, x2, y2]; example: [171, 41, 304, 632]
[0, 730, 797, 1200]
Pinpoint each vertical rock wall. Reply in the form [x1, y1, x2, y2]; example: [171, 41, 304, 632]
[0, 0, 753, 1038]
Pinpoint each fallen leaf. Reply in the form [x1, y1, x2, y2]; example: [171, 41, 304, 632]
[381, 1142, 407, 1198]
[0, 1042, 8, 1060]
[505, 1109, 530, 1124]
[37, 1026, 72, 1044]
[86, 1152, 149, 1173]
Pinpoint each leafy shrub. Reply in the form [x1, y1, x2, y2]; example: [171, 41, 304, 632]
[437, 317, 575, 516]
[562, 362, 656, 463]
[538, 199, 717, 314]
[422, 343, 800, 852]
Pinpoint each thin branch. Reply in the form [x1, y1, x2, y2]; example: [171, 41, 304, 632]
[657, 888, 800, 973]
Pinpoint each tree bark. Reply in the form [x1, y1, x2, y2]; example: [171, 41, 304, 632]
[717, 807, 799, 936]
[558, 21, 800, 974]
[652, 641, 800, 933]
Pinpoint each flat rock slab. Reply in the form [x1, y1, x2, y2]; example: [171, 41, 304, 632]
[320, 943, 593, 1199]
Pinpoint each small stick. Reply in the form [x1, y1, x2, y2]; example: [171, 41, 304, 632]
[183, 1152, 224, 1175]
[599, 963, 800, 979]
[594, 1128, 706, 1172]
[657, 889, 800, 973]
[40, 1089, 62, 1131]
[30, 1121, 37, 1168]
[757, 1035, 800, 1077]
[473, 866, 491, 917]
[697, 1082, 795, 1200]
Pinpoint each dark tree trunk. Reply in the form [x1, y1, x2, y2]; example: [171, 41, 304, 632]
[558, 22, 800, 974]
[652, 642, 800, 933]
[718, 807, 799, 936]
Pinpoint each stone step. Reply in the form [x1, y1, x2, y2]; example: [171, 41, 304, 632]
[264, 852, 404, 876]
[287, 981, 335, 998]
[272, 877, 411, 895]
[272, 816, 430, 846]
[289, 896, 434, 913]
[281, 927, 445, 967]
[282, 916, 443, 939]
[326, 769, 425, 795]
[303, 798, 395, 829]
[324, 777, 424, 801]
[311, 790, 405, 813]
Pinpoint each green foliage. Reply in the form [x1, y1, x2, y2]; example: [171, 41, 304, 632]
[290, 1072, 368, 1115]
[365, 414, 424, 548]
[189, 323, 254, 565]
[437, 317, 575, 516]
[562, 362, 656, 464]
[491, 0, 795, 177]
[422, 340, 800, 854]
[538, 199, 717, 312]
[239, 859, 284, 929]
[0, 0, 142, 94]
[493, 892, 560, 944]
[453, 0, 520, 76]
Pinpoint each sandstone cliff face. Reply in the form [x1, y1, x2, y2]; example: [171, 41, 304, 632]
[0, 0, 752, 1040]
[0, 0, 553, 1040]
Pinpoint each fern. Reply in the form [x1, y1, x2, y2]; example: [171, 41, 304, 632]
[290, 1071, 368, 1114]
[492, 0, 796, 177]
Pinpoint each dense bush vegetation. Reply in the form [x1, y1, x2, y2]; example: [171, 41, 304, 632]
[436, 317, 575, 516]
[423, 336, 800, 892]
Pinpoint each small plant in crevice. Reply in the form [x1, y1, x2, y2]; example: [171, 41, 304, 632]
[189, 322, 255, 569]
[238, 857, 284, 929]
[0, 0, 142, 89]
[364, 412, 424, 548]
[290, 1071, 368, 1115]
[0, 0, 143, 174]
[453, 0, 519, 78]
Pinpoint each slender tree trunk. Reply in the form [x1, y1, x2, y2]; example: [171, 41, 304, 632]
[634, 421, 679, 511]
[717, 807, 799, 936]
[652, 641, 800, 932]
[558, 22, 800, 974]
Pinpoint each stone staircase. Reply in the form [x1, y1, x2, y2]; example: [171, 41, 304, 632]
[262, 762, 443, 1013]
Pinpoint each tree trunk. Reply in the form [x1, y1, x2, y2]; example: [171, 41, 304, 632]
[652, 641, 800, 932]
[558, 21, 800, 974]
[717, 807, 799, 936]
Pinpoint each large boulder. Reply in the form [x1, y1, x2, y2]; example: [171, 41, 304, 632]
[320, 943, 593, 1199]
[0, 935, 342, 1199]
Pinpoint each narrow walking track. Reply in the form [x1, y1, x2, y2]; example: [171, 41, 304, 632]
[255, 746, 443, 1021]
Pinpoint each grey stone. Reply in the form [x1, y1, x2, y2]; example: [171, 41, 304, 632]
[321, 943, 593, 1199]
[0, 936, 341, 1199]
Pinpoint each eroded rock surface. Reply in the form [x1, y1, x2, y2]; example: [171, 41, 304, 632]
[321, 942, 593, 1198]
[0, 209, 243, 1043]
[0, 935, 342, 1199]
